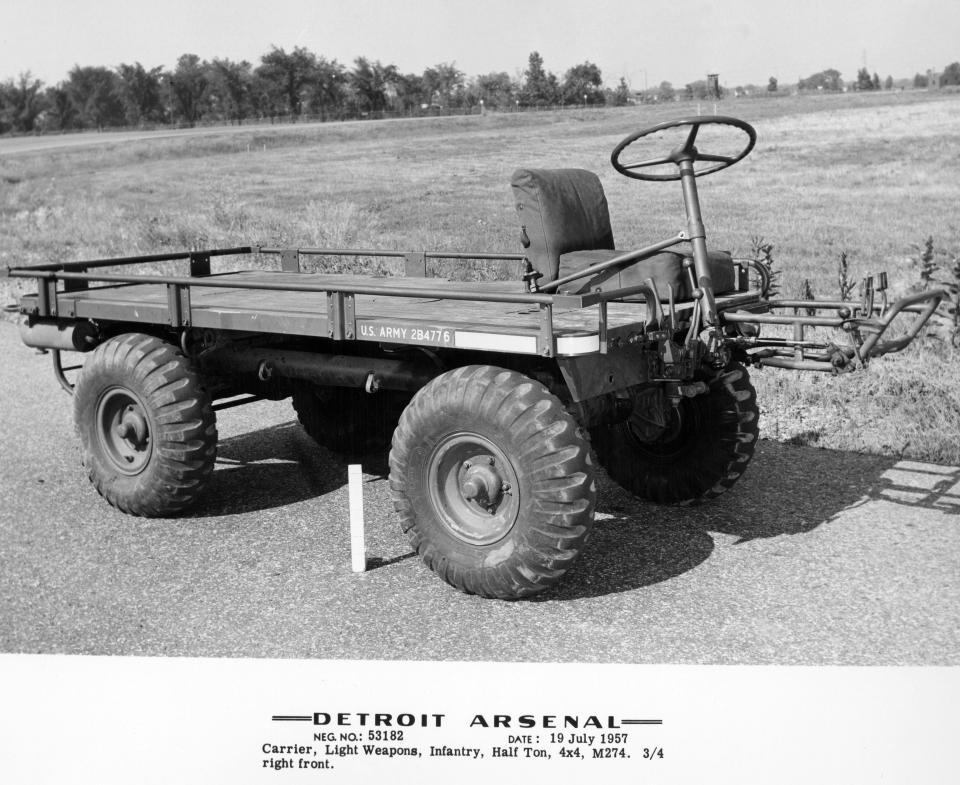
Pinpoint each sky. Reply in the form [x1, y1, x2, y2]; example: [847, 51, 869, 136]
[2, 0, 959, 90]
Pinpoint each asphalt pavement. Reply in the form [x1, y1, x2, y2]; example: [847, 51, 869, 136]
[1, 321, 958, 664]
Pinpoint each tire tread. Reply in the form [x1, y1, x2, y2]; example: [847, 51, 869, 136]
[591, 362, 759, 505]
[74, 333, 217, 516]
[390, 365, 595, 599]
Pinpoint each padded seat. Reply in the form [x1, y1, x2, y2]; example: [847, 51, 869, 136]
[510, 167, 736, 299]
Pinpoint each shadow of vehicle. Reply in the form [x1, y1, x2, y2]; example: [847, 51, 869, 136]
[548, 441, 959, 600]
[188, 422, 372, 518]
[188, 419, 959, 598]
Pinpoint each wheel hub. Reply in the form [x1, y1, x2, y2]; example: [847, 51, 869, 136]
[96, 387, 153, 475]
[459, 458, 506, 509]
[116, 408, 149, 446]
[623, 387, 674, 443]
[428, 433, 520, 545]
[625, 394, 704, 462]
[627, 408, 672, 442]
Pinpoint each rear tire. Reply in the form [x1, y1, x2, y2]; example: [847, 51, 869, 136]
[590, 362, 759, 505]
[292, 384, 409, 455]
[73, 333, 217, 516]
[389, 365, 596, 599]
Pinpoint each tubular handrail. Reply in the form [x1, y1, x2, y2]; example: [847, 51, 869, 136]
[536, 234, 688, 294]
[729, 286, 951, 372]
[858, 288, 948, 358]
[258, 247, 526, 262]
[3, 247, 254, 273]
[14, 267, 562, 305]
[9, 247, 752, 313]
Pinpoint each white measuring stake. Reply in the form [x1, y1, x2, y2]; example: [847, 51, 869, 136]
[348, 464, 366, 572]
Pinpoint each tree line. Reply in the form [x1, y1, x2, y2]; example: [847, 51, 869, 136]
[0, 48, 629, 135]
[3, 46, 958, 135]
[637, 61, 960, 103]
[792, 63, 960, 93]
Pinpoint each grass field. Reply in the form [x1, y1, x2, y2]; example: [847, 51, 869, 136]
[2, 90, 959, 462]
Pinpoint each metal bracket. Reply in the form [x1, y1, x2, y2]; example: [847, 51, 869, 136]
[537, 303, 554, 357]
[64, 266, 89, 292]
[404, 252, 426, 277]
[325, 291, 356, 340]
[343, 293, 356, 340]
[190, 253, 211, 277]
[166, 283, 192, 327]
[37, 279, 58, 318]
[280, 249, 301, 273]
[598, 301, 608, 354]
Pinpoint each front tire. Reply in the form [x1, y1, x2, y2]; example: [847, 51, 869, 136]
[389, 365, 596, 599]
[74, 333, 217, 516]
[591, 362, 759, 505]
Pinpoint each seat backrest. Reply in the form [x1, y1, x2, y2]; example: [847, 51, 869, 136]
[510, 168, 614, 283]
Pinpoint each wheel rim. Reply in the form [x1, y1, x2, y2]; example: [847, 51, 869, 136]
[96, 387, 153, 475]
[427, 432, 521, 545]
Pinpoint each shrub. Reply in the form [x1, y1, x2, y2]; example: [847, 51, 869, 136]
[750, 235, 780, 297]
[837, 250, 857, 300]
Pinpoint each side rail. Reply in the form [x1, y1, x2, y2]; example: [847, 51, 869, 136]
[257, 246, 525, 278]
[5, 246, 677, 368]
[5, 247, 257, 393]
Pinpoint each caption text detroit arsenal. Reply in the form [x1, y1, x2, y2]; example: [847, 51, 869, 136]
[311, 712, 624, 728]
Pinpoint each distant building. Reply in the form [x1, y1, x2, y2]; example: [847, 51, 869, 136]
[707, 73, 721, 99]
[927, 69, 942, 89]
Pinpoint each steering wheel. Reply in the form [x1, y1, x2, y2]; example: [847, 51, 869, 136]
[611, 116, 756, 181]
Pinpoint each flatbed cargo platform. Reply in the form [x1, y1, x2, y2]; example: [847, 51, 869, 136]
[19, 266, 762, 357]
